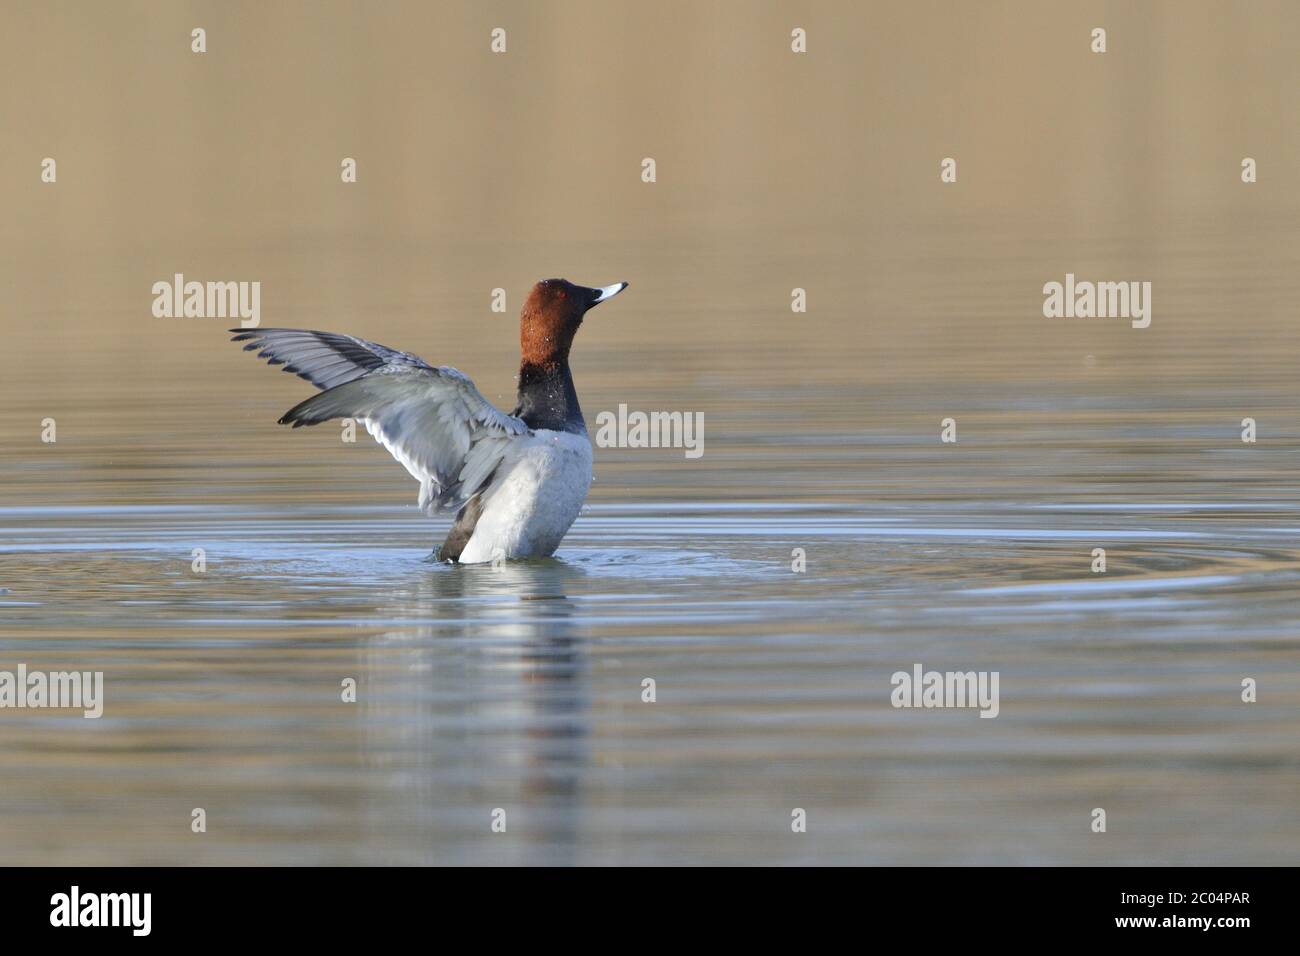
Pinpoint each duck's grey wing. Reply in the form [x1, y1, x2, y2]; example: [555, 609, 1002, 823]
[232, 328, 529, 513]
[230, 327, 435, 390]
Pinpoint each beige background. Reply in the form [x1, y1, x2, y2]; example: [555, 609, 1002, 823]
[3, 0, 1298, 430]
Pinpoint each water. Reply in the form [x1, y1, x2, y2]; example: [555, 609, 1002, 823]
[3, 2, 1300, 865]
[4, 326, 1298, 864]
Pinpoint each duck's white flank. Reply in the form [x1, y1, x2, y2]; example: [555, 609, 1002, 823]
[457, 429, 593, 564]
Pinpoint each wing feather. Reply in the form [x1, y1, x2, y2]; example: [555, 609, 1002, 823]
[232, 328, 528, 513]
[232, 327, 433, 390]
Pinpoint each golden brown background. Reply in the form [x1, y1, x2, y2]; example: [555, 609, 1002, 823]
[4, 0, 1298, 430]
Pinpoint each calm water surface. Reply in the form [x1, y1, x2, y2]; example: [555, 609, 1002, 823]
[4, 248, 1300, 865]
[3, 493, 1298, 865]
[3, 203, 1300, 865]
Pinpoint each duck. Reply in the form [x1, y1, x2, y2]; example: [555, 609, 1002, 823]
[231, 278, 628, 563]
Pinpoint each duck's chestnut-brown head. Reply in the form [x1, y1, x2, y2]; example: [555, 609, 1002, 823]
[520, 278, 627, 367]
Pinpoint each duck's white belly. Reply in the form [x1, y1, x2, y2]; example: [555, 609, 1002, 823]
[457, 429, 593, 564]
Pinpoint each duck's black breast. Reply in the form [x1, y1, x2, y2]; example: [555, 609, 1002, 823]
[512, 361, 586, 434]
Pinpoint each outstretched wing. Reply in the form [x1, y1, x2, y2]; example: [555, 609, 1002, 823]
[231, 327, 435, 390]
[231, 328, 529, 513]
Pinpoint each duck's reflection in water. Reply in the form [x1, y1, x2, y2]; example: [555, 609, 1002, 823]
[360, 558, 592, 865]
